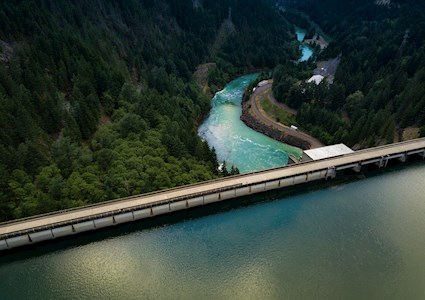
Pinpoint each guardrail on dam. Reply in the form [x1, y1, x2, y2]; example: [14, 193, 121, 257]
[1, 138, 425, 251]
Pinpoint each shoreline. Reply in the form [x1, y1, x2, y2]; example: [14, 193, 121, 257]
[240, 83, 324, 151]
[240, 105, 311, 150]
[236, 26, 326, 152]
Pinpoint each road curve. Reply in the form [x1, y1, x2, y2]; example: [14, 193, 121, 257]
[247, 82, 324, 149]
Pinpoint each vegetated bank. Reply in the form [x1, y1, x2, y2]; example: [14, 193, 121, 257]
[272, 0, 425, 149]
[238, 24, 321, 151]
[239, 41, 316, 151]
[0, 0, 299, 222]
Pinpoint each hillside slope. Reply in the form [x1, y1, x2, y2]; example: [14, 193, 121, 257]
[0, 0, 294, 221]
[273, 0, 425, 147]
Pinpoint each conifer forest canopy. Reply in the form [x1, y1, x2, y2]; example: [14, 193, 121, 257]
[1, 0, 425, 221]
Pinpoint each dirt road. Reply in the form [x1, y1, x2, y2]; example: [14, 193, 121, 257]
[246, 83, 324, 149]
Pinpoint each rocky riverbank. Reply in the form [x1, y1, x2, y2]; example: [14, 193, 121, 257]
[240, 100, 311, 150]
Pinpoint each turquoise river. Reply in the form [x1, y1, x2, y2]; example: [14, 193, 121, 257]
[2, 30, 425, 299]
[296, 27, 314, 62]
[197, 28, 312, 173]
[198, 73, 302, 173]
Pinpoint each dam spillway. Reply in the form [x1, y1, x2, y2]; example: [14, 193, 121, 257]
[1, 138, 425, 251]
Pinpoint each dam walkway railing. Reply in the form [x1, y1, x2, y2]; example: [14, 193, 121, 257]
[1, 138, 425, 250]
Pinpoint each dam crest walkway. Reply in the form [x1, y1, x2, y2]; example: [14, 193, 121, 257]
[1, 138, 425, 250]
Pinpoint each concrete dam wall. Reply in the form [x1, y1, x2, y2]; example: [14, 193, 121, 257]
[1, 138, 425, 251]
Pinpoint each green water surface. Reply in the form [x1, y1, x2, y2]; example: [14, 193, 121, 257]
[198, 74, 302, 173]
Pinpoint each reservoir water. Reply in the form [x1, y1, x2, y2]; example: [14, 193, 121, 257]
[2, 163, 425, 299]
[198, 74, 302, 173]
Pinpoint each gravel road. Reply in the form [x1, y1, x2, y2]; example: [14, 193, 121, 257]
[247, 83, 324, 149]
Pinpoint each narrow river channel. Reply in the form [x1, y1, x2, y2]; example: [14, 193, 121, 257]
[296, 27, 314, 62]
[198, 74, 302, 173]
[197, 28, 311, 173]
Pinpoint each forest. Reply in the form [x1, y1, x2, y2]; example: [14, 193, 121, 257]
[272, 0, 425, 147]
[0, 0, 297, 221]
